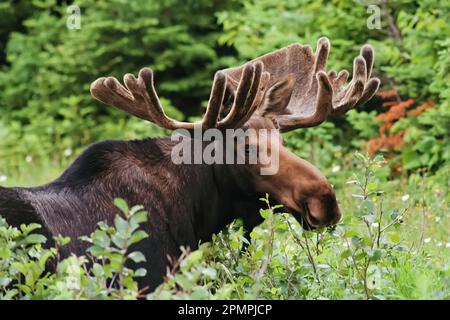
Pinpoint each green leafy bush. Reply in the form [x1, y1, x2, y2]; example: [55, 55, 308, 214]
[0, 0, 449, 300]
[150, 153, 448, 300]
[0, 0, 233, 172]
[1, 155, 448, 300]
[0, 198, 149, 299]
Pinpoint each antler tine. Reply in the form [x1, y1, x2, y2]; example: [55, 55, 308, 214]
[90, 77, 136, 116]
[356, 44, 380, 105]
[360, 44, 374, 80]
[358, 77, 380, 105]
[244, 71, 271, 121]
[93, 67, 231, 131]
[332, 44, 379, 115]
[218, 61, 265, 129]
[314, 37, 330, 73]
[202, 71, 227, 128]
[125, 68, 197, 130]
[281, 39, 379, 128]
[91, 68, 196, 130]
[92, 65, 259, 131]
[218, 38, 380, 132]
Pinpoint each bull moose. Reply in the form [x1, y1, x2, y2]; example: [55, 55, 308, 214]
[0, 38, 379, 291]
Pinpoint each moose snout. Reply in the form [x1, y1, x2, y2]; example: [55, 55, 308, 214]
[305, 196, 342, 228]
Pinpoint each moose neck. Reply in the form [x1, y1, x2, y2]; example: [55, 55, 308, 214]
[166, 137, 263, 244]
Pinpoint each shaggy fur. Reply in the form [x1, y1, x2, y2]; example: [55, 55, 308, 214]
[0, 137, 264, 291]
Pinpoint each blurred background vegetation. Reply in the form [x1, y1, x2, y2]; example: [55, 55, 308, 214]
[0, 0, 449, 183]
[0, 0, 448, 300]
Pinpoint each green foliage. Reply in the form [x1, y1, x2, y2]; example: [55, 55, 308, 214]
[0, 0, 234, 172]
[1, 156, 449, 300]
[217, 0, 450, 173]
[150, 154, 449, 300]
[0, 0, 449, 300]
[380, 1, 450, 172]
[283, 122, 345, 172]
[0, 0, 449, 176]
[346, 110, 379, 141]
[393, 103, 450, 171]
[0, 198, 149, 299]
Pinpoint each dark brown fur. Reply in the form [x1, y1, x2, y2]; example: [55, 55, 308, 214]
[0, 137, 266, 291]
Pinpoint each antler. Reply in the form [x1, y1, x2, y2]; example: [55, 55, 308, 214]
[90, 63, 270, 130]
[220, 37, 380, 132]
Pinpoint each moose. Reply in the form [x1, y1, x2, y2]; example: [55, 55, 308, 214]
[0, 38, 379, 291]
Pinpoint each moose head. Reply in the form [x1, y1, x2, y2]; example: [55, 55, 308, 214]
[90, 37, 380, 230]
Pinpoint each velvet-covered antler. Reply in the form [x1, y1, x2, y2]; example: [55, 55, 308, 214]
[220, 37, 380, 132]
[90, 64, 270, 130]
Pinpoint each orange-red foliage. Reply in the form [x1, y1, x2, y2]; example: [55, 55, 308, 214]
[366, 90, 434, 157]
[409, 100, 435, 117]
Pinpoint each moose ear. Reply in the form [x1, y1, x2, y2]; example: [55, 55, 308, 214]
[258, 74, 296, 117]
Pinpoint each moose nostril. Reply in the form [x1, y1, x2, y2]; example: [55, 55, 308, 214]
[308, 209, 339, 227]
[308, 213, 321, 226]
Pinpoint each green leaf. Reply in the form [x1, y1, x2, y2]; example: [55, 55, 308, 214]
[24, 234, 47, 244]
[191, 287, 209, 300]
[259, 208, 271, 219]
[202, 267, 217, 279]
[388, 232, 401, 243]
[188, 251, 203, 264]
[340, 249, 352, 259]
[130, 211, 148, 226]
[0, 247, 11, 259]
[114, 198, 129, 214]
[253, 249, 264, 260]
[351, 236, 364, 248]
[134, 268, 147, 277]
[367, 182, 378, 191]
[114, 215, 129, 236]
[111, 234, 126, 249]
[360, 200, 375, 216]
[402, 149, 421, 170]
[20, 223, 42, 235]
[92, 230, 111, 248]
[87, 245, 107, 257]
[129, 230, 149, 245]
[128, 251, 146, 263]
[370, 249, 383, 261]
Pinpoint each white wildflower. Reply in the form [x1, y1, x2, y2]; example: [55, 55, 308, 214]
[63, 148, 73, 157]
[437, 242, 443, 247]
[371, 222, 379, 228]
[401, 194, 410, 201]
[424, 237, 431, 244]
[0, 175, 7, 183]
[332, 165, 341, 173]
[25, 155, 33, 163]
